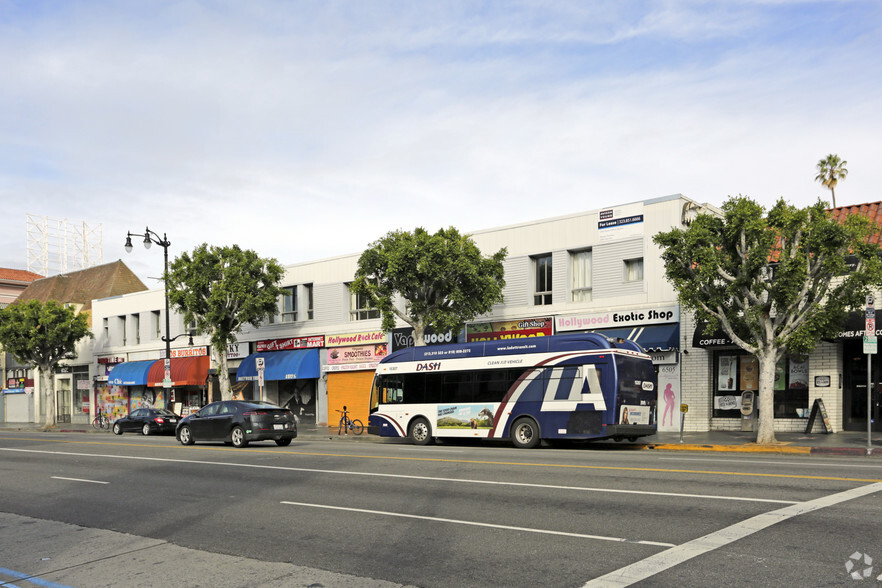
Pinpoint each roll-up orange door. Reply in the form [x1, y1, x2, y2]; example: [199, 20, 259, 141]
[326, 371, 374, 426]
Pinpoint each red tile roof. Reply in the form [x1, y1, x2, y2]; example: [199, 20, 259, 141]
[0, 268, 44, 283]
[828, 201, 882, 245]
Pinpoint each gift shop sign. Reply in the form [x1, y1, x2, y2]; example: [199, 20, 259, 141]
[256, 336, 325, 352]
[556, 305, 679, 332]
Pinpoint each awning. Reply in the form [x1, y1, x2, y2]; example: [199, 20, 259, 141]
[691, 322, 737, 348]
[593, 324, 679, 351]
[237, 349, 320, 381]
[147, 356, 210, 387]
[108, 360, 157, 386]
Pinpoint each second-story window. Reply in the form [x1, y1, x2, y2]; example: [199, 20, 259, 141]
[625, 258, 644, 282]
[131, 314, 140, 345]
[152, 310, 161, 339]
[349, 287, 380, 321]
[571, 249, 592, 302]
[533, 254, 552, 305]
[119, 315, 127, 346]
[304, 283, 314, 320]
[281, 286, 297, 322]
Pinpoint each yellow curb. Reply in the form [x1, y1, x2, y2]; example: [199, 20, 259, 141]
[647, 443, 812, 454]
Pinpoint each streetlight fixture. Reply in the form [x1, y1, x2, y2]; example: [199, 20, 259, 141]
[124, 227, 175, 399]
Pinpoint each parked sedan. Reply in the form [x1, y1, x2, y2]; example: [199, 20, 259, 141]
[112, 408, 180, 436]
[175, 400, 297, 448]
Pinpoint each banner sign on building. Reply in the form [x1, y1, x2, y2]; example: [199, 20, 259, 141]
[170, 346, 208, 358]
[390, 327, 457, 352]
[256, 336, 325, 353]
[466, 317, 553, 342]
[225, 342, 249, 359]
[598, 203, 644, 243]
[326, 331, 386, 348]
[556, 305, 679, 332]
[324, 342, 389, 372]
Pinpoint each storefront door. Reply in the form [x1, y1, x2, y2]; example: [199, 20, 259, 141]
[843, 340, 882, 431]
[56, 378, 72, 423]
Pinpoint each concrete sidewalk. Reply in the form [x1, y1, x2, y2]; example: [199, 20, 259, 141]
[1, 422, 880, 456]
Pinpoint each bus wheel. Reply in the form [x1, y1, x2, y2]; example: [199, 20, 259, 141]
[409, 417, 433, 446]
[510, 417, 540, 449]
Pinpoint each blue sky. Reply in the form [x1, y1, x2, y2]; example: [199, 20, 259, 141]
[2, 0, 880, 285]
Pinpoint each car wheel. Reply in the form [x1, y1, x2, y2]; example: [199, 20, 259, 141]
[142, 423, 151, 436]
[231, 426, 248, 448]
[409, 417, 433, 446]
[178, 425, 194, 445]
[275, 438, 292, 447]
[112, 422, 123, 435]
[510, 417, 540, 449]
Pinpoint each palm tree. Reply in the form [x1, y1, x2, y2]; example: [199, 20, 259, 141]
[815, 154, 848, 208]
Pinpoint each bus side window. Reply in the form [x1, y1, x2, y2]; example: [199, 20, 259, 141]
[384, 377, 404, 404]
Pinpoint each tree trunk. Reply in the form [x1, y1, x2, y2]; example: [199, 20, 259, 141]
[39, 365, 56, 430]
[755, 353, 778, 444]
[413, 321, 426, 347]
[212, 344, 233, 401]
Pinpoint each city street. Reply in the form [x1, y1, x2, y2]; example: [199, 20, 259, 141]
[1, 432, 881, 587]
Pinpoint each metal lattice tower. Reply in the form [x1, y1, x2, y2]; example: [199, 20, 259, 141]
[26, 215, 103, 277]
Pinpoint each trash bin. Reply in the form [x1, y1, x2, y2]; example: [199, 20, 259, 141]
[740, 390, 756, 432]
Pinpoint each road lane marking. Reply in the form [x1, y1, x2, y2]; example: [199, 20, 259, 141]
[1, 448, 797, 504]
[50, 476, 109, 485]
[584, 481, 882, 587]
[3, 440, 882, 483]
[661, 456, 882, 469]
[280, 501, 675, 547]
[0, 566, 72, 587]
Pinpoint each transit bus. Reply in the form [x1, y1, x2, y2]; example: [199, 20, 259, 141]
[367, 333, 656, 448]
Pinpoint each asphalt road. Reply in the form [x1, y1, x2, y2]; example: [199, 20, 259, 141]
[1, 432, 881, 587]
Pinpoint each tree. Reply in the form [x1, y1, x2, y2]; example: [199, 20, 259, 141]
[166, 244, 284, 400]
[815, 154, 848, 208]
[0, 300, 92, 429]
[350, 227, 507, 346]
[654, 196, 882, 444]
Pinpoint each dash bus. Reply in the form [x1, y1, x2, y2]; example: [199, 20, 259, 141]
[367, 333, 656, 448]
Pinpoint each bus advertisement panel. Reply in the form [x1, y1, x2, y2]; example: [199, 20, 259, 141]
[368, 333, 656, 448]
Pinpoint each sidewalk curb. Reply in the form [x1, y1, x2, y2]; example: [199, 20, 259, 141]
[647, 443, 813, 455]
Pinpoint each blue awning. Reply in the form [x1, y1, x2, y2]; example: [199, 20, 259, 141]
[237, 349, 320, 381]
[107, 360, 157, 386]
[593, 324, 679, 352]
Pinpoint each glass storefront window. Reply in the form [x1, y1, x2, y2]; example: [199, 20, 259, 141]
[713, 351, 808, 418]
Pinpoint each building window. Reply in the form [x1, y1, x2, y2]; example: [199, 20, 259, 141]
[131, 314, 140, 345]
[624, 258, 644, 282]
[570, 249, 592, 302]
[281, 286, 297, 323]
[304, 283, 314, 320]
[532, 254, 552, 305]
[103, 317, 109, 342]
[712, 352, 809, 418]
[152, 311, 161, 339]
[349, 287, 380, 321]
[119, 315, 127, 346]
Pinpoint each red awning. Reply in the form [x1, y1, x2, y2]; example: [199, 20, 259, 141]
[147, 356, 210, 387]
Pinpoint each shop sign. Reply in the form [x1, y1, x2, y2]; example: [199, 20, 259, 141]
[391, 327, 456, 351]
[225, 342, 249, 359]
[76, 379, 91, 391]
[170, 346, 208, 358]
[256, 336, 325, 352]
[97, 356, 125, 364]
[326, 331, 386, 348]
[556, 305, 679, 332]
[649, 351, 678, 365]
[466, 317, 553, 342]
[327, 343, 388, 366]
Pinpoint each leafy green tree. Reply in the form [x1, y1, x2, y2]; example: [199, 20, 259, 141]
[0, 300, 92, 429]
[166, 244, 284, 400]
[815, 154, 848, 208]
[351, 227, 507, 346]
[654, 196, 882, 444]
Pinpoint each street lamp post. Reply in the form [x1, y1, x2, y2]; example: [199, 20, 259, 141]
[125, 227, 174, 399]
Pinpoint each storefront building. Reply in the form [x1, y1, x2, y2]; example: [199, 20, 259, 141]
[323, 330, 388, 426]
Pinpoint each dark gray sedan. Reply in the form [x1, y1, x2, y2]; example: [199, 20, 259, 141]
[175, 400, 297, 448]
[112, 408, 180, 436]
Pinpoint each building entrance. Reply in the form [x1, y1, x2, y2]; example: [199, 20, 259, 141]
[843, 339, 882, 432]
